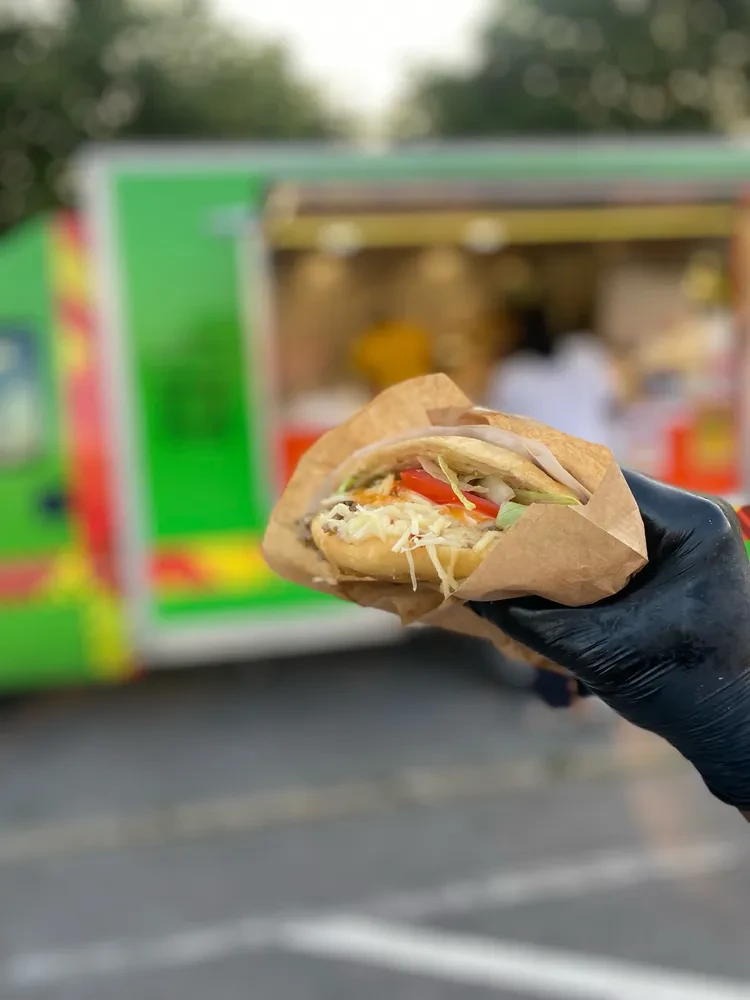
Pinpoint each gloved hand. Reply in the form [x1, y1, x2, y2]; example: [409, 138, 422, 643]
[471, 470, 750, 814]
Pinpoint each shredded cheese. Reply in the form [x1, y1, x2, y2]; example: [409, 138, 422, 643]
[473, 531, 500, 553]
[319, 493, 494, 598]
[379, 473, 396, 496]
[425, 543, 448, 596]
[318, 470, 511, 597]
[438, 456, 475, 510]
[404, 547, 417, 591]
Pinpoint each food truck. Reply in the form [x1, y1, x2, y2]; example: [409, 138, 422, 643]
[1, 139, 750, 690]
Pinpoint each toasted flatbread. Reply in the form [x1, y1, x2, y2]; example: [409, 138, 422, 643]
[310, 433, 580, 590]
[334, 435, 575, 498]
[311, 514, 494, 584]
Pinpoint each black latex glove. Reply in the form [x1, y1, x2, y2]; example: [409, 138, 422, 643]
[471, 470, 750, 813]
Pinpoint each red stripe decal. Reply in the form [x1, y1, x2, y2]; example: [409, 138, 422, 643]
[0, 560, 53, 601]
[59, 299, 91, 334]
[151, 554, 208, 587]
[60, 210, 83, 246]
[53, 214, 117, 568]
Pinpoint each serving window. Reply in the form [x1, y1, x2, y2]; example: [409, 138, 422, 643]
[0, 329, 43, 465]
[264, 191, 738, 492]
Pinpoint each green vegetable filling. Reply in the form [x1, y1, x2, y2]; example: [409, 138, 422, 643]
[513, 490, 580, 506]
[495, 502, 528, 530]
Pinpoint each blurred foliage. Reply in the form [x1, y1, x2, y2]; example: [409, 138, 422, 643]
[399, 0, 750, 139]
[0, 0, 345, 229]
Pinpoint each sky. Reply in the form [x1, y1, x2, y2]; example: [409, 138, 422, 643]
[213, 0, 489, 121]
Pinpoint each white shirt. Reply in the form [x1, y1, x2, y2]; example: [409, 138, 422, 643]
[486, 334, 620, 454]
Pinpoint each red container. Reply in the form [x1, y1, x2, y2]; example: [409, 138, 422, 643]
[281, 426, 326, 485]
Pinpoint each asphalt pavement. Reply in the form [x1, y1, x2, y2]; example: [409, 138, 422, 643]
[0, 631, 747, 999]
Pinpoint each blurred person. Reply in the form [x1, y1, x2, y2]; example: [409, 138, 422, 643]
[555, 317, 624, 456]
[349, 308, 433, 395]
[486, 302, 622, 455]
[473, 471, 750, 822]
[484, 300, 566, 424]
[485, 300, 557, 418]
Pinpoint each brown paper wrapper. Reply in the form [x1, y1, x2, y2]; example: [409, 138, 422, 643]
[262, 374, 647, 675]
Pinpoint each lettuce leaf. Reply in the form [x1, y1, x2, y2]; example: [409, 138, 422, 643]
[495, 501, 527, 530]
[513, 490, 580, 506]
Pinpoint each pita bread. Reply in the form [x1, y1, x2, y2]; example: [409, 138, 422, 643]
[311, 514, 494, 585]
[333, 435, 576, 498]
[310, 434, 578, 587]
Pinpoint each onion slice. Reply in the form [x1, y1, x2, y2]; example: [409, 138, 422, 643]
[418, 457, 449, 483]
[482, 476, 515, 506]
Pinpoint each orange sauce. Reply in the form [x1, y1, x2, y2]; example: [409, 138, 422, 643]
[348, 484, 495, 527]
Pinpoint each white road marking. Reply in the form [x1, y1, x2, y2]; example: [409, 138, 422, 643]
[282, 917, 750, 1000]
[4, 839, 746, 990]
[8, 919, 279, 989]
[361, 840, 747, 919]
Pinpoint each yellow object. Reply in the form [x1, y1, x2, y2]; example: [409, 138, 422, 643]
[194, 539, 274, 593]
[35, 547, 132, 678]
[60, 333, 88, 376]
[350, 319, 432, 392]
[155, 536, 275, 599]
[84, 592, 133, 679]
[41, 551, 91, 600]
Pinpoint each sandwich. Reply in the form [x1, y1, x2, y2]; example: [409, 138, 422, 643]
[307, 427, 587, 598]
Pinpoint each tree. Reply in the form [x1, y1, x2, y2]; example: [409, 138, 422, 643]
[0, 0, 346, 229]
[398, 0, 750, 139]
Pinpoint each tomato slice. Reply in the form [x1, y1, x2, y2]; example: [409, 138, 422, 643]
[399, 468, 500, 518]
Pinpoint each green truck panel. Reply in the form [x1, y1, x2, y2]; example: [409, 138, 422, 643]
[116, 174, 266, 539]
[0, 218, 119, 684]
[0, 219, 69, 558]
[0, 604, 91, 690]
